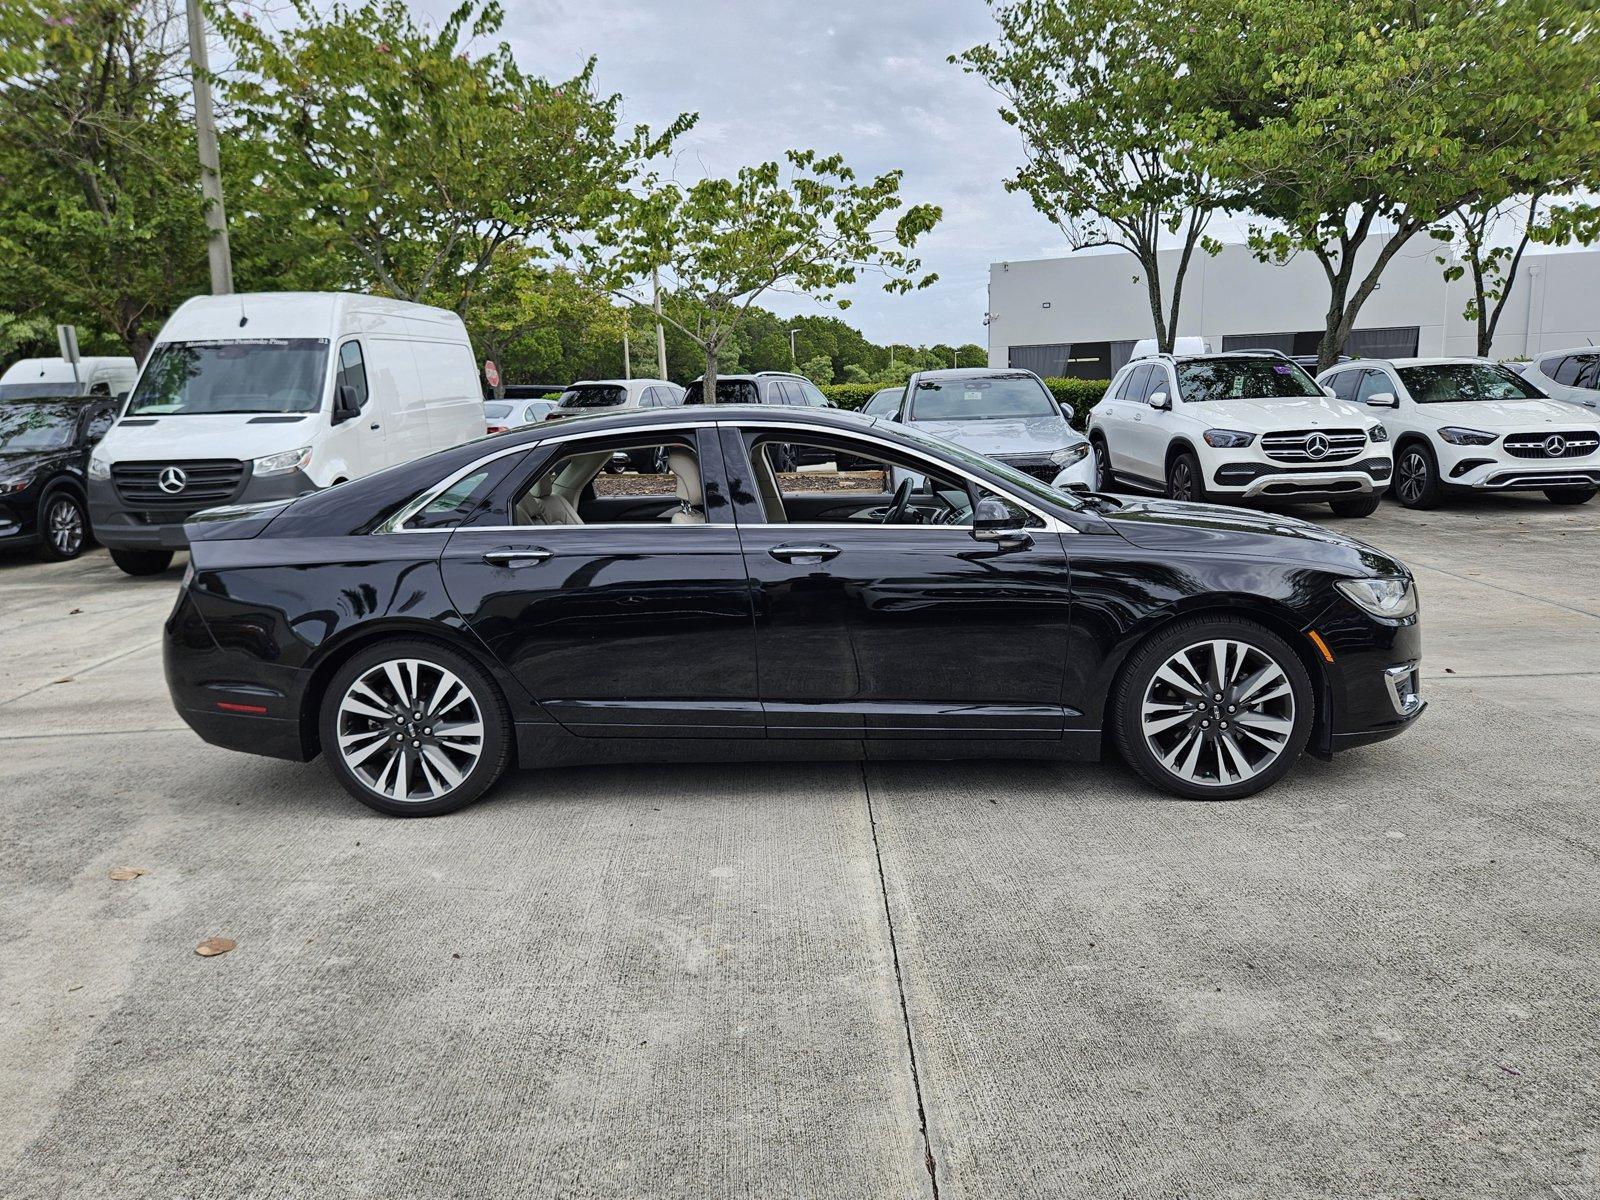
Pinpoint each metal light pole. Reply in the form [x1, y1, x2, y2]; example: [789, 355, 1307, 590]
[186, 0, 233, 295]
[787, 328, 798, 366]
[652, 267, 668, 379]
[622, 324, 631, 380]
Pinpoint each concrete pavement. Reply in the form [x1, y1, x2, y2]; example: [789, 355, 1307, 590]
[1, 492, 1596, 1198]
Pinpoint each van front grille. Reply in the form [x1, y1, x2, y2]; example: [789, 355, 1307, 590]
[112, 459, 245, 506]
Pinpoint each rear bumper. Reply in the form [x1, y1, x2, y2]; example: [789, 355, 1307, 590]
[90, 470, 316, 550]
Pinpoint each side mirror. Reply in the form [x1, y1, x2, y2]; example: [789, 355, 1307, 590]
[1321, 385, 1337, 398]
[972, 497, 1031, 547]
[1148, 390, 1171, 411]
[332, 384, 362, 422]
[1367, 391, 1398, 408]
[114, 391, 129, 405]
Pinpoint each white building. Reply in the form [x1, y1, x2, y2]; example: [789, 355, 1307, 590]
[987, 239, 1600, 379]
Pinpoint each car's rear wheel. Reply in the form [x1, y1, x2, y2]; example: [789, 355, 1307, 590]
[1393, 443, 1442, 509]
[1112, 617, 1313, 800]
[109, 548, 174, 576]
[1091, 436, 1113, 489]
[1545, 486, 1596, 505]
[1166, 450, 1207, 503]
[1329, 495, 1381, 518]
[319, 639, 512, 817]
[36, 491, 88, 561]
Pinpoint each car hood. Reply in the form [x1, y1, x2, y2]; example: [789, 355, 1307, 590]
[1100, 495, 1406, 576]
[0, 449, 66, 480]
[95, 413, 322, 462]
[1408, 398, 1597, 431]
[910, 413, 1084, 456]
[1189, 395, 1377, 432]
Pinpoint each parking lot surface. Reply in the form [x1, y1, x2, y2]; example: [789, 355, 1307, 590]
[2, 495, 1597, 1198]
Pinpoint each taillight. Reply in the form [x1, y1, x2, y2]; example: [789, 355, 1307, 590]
[216, 701, 268, 715]
[486, 425, 506, 434]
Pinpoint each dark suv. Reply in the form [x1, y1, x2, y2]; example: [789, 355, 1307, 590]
[0, 394, 120, 560]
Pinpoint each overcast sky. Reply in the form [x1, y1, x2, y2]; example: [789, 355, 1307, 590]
[408, 0, 1073, 348]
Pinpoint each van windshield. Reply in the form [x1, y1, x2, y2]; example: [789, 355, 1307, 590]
[126, 339, 329, 415]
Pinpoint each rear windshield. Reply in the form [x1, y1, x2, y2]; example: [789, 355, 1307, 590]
[557, 385, 628, 409]
[909, 375, 1055, 421]
[126, 339, 329, 415]
[1176, 358, 1322, 403]
[683, 380, 760, 404]
[1397, 363, 1546, 403]
[483, 402, 513, 419]
[0, 401, 78, 451]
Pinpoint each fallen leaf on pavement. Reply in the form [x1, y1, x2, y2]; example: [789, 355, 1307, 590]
[69, 608, 83, 615]
[108, 867, 148, 881]
[52, 677, 74, 685]
[195, 937, 236, 958]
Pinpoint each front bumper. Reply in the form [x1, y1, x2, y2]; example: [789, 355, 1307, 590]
[1048, 453, 1098, 492]
[90, 468, 317, 550]
[1211, 456, 1393, 500]
[1446, 461, 1600, 491]
[1312, 600, 1426, 754]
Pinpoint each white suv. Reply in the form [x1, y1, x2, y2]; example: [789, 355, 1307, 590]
[1088, 351, 1393, 517]
[1517, 348, 1600, 414]
[1319, 357, 1599, 508]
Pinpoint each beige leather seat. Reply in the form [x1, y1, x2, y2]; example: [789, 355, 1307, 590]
[668, 449, 706, 524]
[514, 472, 583, 525]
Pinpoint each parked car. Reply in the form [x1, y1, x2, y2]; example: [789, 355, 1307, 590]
[861, 387, 903, 417]
[484, 397, 557, 435]
[884, 367, 1095, 490]
[1319, 357, 1598, 507]
[683, 372, 837, 469]
[88, 292, 485, 576]
[0, 394, 119, 560]
[1088, 350, 1392, 517]
[1517, 347, 1600, 413]
[0, 355, 137, 401]
[542, 379, 682, 423]
[163, 404, 1423, 816]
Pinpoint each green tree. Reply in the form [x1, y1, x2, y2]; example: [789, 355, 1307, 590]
[1207, 0, 1600, 369]
[799, 354, 835, 386]
[957, 0, 1225, 352]
[216, 0, 692, 316]
[0, 0, 209, 357]
[955, 343, 987, 368]
[602, 149, 941, 399]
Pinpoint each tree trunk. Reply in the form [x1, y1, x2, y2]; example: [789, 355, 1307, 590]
[1314, 223, 1421, 372]
[702, 343, 719, 404]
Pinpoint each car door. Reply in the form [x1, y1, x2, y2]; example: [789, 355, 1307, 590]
[720, 422, 1075, 742]
[1125, 363, 1174, 480]
[438, 423, 761, 738]
[326, 340, 376, 479]
[1098, 364, 1148, 475]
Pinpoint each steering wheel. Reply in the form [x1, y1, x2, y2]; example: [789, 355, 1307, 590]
[881, 477, 913, 525]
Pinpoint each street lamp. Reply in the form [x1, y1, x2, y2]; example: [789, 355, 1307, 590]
[787, 328, 799, 366]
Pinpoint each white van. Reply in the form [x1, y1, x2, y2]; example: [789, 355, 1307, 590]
[0, 356, 137, 399]
[88, 292, 484, 575]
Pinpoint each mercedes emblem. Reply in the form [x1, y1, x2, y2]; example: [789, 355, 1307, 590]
[1305, 433, 1330, 460]
[1543, 434, 1567, 458]
[158, 466, 188, 494]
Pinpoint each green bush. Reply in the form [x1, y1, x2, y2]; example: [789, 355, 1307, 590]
[821, 383, 884, 411]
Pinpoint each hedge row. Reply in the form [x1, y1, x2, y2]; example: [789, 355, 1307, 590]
[821, 376, 1108, 425]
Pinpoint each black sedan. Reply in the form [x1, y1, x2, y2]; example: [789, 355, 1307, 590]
[165, 405, 1425, 816]
[0, 395, 120, 560]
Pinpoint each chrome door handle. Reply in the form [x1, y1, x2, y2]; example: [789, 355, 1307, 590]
[482, 546, 553, 567]
[768, 543, 841, 564]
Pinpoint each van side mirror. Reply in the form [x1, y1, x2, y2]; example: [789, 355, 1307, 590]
[114, 391, 129, 405]
[1367, 391, 1398, 408]
[1148, 390, 1171, 411]
[333, 384, 361, 422]
[972, 497, 1031, 547]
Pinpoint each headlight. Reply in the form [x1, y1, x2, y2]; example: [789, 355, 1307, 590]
[253, 446, 312, 476]
[0, 476, 33, 493]
[1203, 429, 1256, 448]
[88, 453, 111, 480]
[1049, 443, 1090, 466]
[1368, 423, 1389, 443]
[1437, 426, 1496, 446]
[1336, 576, 1418, 620]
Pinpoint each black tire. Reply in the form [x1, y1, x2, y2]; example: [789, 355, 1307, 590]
[1393, 442, 1442, 509]
[1545, 487, 1596, 505]
[1166, 450, 1207, 503]
[318, 637, 512, 817]
[1091, 435, 1113, 489]
[35, 490, 88, 561]
[109, 548, 175, 576]
[1111, 616, 1314, 801]
[1329, 494, 1381, 518]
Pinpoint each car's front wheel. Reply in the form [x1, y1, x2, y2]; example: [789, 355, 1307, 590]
[1091, 436, 1113, 490]
[1112, 617, 1314, 800]
[319, 639, 513, 817]
[36, 491, 88, 561]
[1393, 443, 1442, 509]
[109, 548, 174, 576]
[1166, 450, 1208, 503]
[1545, 486, 1596, 505]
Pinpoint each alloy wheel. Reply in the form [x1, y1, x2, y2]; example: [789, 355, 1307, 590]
[335, 658, 485, 802]
[48, 497, 84, 557]
[1397, 451, 1428, 505]
[1140, 638, 1296, 788]
[1093, 441, 1111, 489]
[1170, 460, 1194, 500]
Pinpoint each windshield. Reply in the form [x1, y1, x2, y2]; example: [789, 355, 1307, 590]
[0, 402, 78, 452]
[891, 419, 1084, 512]
[558, 384, 628, 409]
[1176, 358, 1322, 403]
[684, 380, 760, 404]
[126, 339, 329, 415]
[483, 402, 513, 419]
[910, 375, 1056, 421]
[1397, 363, 1546, 403]
[0, 382, 83, 400]
[864, 389, 902, 416]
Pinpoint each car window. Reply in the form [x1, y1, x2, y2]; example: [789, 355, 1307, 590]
[1175, 357, 1322, 403]
[84, 404, 117, 441]
[510, 437, 701, 526]
[1119, 365, 1152, 403]
[1395, 363, 1547, 403]
[1143, 367, 1173, 404]
[909, 375, 1056, 421]
[523, 402, 550, 422]
[558, 384, 629, 409]
[799, 380, 829, 407]
[1574, 355, 1600, 390]
[1546, 355, 1580, 385]
[863, 390, 900, 417]
[1325, 370, 1359, 402]
[406, 470, 493, 530]
[1354, 370, 1394, 403]
[338, 341, 369, 409]
[683, 379, 759, 404]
